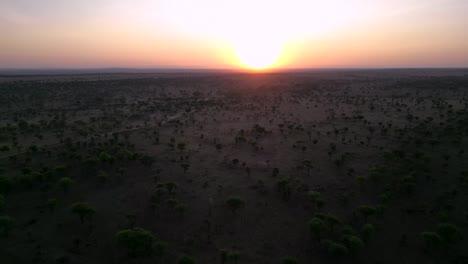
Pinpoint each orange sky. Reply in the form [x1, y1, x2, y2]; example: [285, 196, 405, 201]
[1, 0, 467, 69]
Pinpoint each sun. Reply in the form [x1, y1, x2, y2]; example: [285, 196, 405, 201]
[233, 36, 284, 70]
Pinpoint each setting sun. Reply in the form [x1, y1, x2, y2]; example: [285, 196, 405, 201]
[235, 41, 283, 69]
[230, 29, 285, 70]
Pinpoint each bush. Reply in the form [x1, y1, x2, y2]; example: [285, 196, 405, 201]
[116, 227, 156, 257]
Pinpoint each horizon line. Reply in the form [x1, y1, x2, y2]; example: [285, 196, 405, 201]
[1, 66, 467, 76]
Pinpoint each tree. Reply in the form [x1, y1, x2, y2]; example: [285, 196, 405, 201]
[116, 227, 156, 257]
[178, 255, 195, 264]
[309, 217, 325, 241]
[282, 256, 299, 264]
[47, 198, 57, 212]
[0, 215, 15, 237]
[71, 202, 95, 223]
[360, 223, 375, 242]
[325, 240, 348, 257]
[181, 164, 190, 174]
[221, 249, 240, 263]
[342, 235, 364, 254]
[227, 250, 240, 263]
[436, 223, 462, 243]
[225, 196, 245, 215]
[421, 231, 442, 249]
[165, 182, 178, 194]
[325, 214, 341, 233]
[0, 176, 12, 194]
[302, 160, 313, 177]
[358, 206, 376, 222]
[0, 194, 4, 211]
[58, 177, 73, 193]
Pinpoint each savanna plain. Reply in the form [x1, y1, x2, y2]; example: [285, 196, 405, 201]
[0, 69, 467, 264]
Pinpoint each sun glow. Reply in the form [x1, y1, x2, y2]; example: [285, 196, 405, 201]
[230, 29, 286, 70]
[235, 40, 283, 69]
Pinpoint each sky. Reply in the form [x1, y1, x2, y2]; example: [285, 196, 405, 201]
[0, 0, 467, 69]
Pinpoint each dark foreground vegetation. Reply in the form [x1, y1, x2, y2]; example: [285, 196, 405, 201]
[0, 69, 467, 263]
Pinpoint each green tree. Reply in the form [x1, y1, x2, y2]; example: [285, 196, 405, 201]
[358, 206, 376, 222]
[47, 198, 57, 212]
[325, 214, 341, 233]
[436, 223, 462, 243]
[282, 256, 299, 264]
[0, 176, 12, 194]
[116, 227, 156, 257]
[178, 255, 195, 264]
[309, 217, 325, 241]
[421, 231, 442, 249]
[0, 194, 4, 211]
[71, 202, 95, 223]
[360, 223, 375, 242]
[342, 235, 364, 254]
[0, 215, 15, 237]
[325, 240, 348, 257]
[225, 196, 245, 215]
[58, 177, 73, 193]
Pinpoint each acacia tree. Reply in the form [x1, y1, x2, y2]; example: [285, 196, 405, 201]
[358, 206, 376, 222]
[178, 255, 195, 264]
[71, 202, 95, 223]
[436, 223, 462, 244]
[421, 231, 442, 250]
[225, 196, 245, 215]
[0, 215, 15, 237]
[325, 240, 349, 257]
[0, 194, 4, 211]
[309, 217, 325, 241]
[58, 177, 73, 193]
[116, 227, 156, 257]
[342, 235, 364, 255]
[282, 257, 299, 264]
[360, 223, 375, 242]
